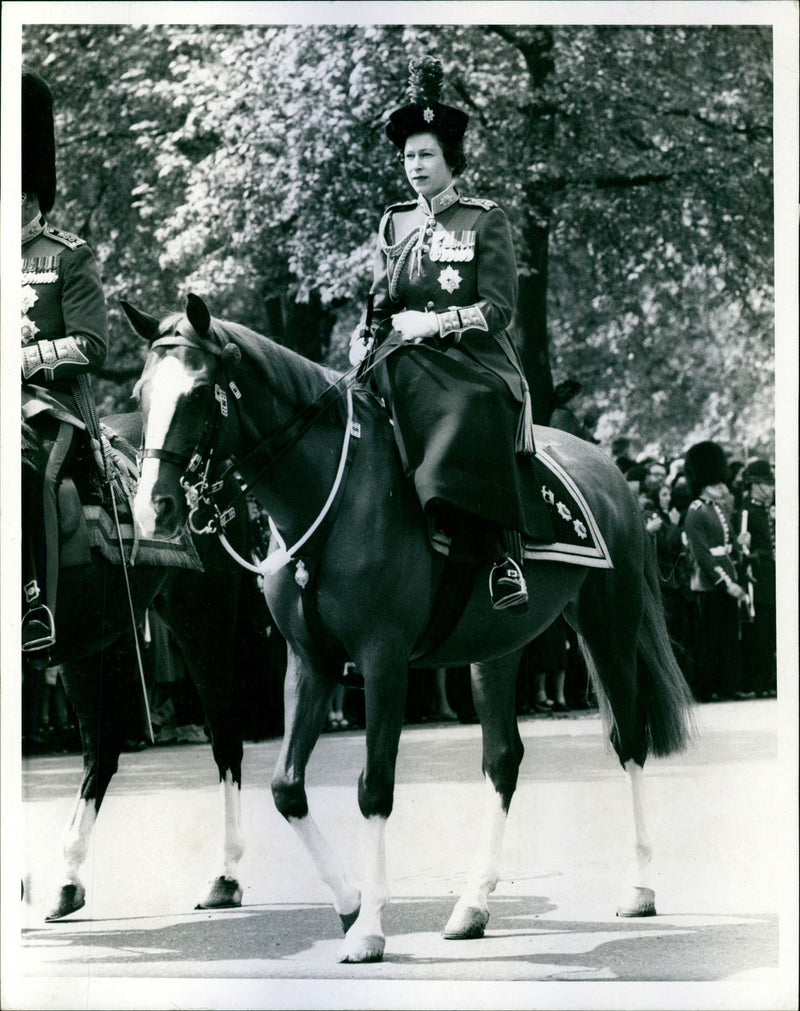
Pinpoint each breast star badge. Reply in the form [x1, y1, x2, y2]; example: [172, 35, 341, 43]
[438, 265, 462, 294]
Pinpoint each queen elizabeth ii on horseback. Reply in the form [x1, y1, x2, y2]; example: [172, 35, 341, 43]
[350, 56, 553, 612]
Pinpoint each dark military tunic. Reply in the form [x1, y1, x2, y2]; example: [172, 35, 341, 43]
[735, 497, 776, 694]
[683, 489, 744, 699]
[369, 184, 550, 538]
[21, 215, 108, 395]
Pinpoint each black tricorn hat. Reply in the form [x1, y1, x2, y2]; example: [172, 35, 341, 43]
[22, 66, 56, 214]
[386, 56, 468, 150]
[684, 441, 729, 496]
[742, 458, 774, 484]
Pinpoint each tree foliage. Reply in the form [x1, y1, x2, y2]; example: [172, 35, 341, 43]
[23, 22, 774, 457]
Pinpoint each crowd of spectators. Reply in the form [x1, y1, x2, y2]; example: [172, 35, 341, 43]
[614, 439, 776, 703]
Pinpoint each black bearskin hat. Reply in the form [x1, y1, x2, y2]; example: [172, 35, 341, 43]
[553, 378, 582, 406]
[386, 56, 468, 150]
[742, 458, 774, 485]
[22, 66, 56, 214]
[684, 441, 729, 497]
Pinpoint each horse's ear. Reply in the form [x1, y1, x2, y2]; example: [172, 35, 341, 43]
[186, 293, 211, 337]
[120, 300, 160, 344]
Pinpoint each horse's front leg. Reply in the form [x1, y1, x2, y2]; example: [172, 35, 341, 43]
[166, 569, 246, 911]
[338, 649, 408, 963]
[444, 653, 524, 940]
[42, 652, 126, 920]
[271, 648, 361, 930]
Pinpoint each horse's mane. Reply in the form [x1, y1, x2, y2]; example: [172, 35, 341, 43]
[209, 317, 342, 413]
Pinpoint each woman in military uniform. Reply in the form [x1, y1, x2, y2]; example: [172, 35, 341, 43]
[350, 57, 551, 611]
[21, 67, 108, 657]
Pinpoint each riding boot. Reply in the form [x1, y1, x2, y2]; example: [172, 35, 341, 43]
[489, 528, 528, 612]
[22, 518, 55, 662]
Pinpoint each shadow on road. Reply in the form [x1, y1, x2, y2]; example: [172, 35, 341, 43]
[23, 895, 778, 981]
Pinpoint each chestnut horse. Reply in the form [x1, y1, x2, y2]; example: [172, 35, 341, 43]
[125, 294, 694, 964]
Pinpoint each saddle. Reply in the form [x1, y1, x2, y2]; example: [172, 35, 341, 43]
[23, 391, 202, 573]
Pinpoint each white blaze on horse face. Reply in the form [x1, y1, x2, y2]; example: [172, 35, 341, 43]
[134, 355, 198, 538]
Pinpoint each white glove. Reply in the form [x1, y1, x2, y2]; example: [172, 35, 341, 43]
[349, 325, 372, 366]
[391, 310, 439, 342]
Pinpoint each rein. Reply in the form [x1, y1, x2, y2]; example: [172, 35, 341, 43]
[216, 386, 357, 578]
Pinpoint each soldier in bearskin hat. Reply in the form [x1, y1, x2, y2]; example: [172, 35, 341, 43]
[21, 67, 109, 659]
[682, 441, 751, 701]
[349, 56, 553, 611]
[736, 458, 777, 696]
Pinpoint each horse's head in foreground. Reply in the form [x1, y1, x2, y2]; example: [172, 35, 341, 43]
[123, 294, 242, 540]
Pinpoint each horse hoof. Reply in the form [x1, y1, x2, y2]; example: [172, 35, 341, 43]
[44, 883, 86, 921]
[338, 905, 361, 935]
[338, 933, 385, 963]
[196, 876, 243, 909]
[443, 904, 489, 939]
[616, 886, 656, 917]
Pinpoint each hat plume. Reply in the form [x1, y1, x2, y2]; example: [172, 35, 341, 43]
[408, 56, 444, 104]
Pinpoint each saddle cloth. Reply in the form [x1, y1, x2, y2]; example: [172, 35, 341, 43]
[429, 444, 613, 570]
[80, 502, 202, 570]
[22, 386, 204, 574]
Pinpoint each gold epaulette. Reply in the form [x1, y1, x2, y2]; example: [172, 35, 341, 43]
[459, 196, 498, 211]
[43, 223, 86, 250]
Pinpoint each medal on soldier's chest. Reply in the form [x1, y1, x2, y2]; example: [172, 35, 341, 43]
[429, 229, 475, 263]
[438, 265, 462, 294]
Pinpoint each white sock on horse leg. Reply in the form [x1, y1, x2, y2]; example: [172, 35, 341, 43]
[624, 759, 653, 887]
[458, 776, 507, 911]
[220, 772, 244, 878]
[290, 814, 360, 915]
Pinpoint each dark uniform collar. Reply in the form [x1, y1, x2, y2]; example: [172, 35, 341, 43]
[417, 182, 459, 216]
[22, 213, 46, 246]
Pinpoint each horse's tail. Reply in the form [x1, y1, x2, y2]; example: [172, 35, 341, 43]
[577, 531, 695, 761]
[635, 536, 696, 757]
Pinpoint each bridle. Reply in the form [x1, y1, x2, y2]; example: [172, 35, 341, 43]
[140, 329, 243, 533]
[139, 321, 366, 581]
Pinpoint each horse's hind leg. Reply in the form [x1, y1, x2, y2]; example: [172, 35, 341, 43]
[565, 567, 656, 917]
[444, 651, 524, 940]
[616, 761, 657, 916]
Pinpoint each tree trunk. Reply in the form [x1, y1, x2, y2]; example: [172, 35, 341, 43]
[499, 26, 557, 425]
[516, 198, 554, 425]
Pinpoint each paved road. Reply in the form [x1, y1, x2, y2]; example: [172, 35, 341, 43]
[6, 699, 796, 1009]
